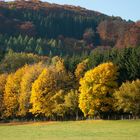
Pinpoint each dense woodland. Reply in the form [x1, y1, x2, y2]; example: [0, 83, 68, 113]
[0, 1, 140, 121]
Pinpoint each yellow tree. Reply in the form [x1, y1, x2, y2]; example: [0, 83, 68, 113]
[30, 67, 58, 117]
[0, 74, 8, 118]
[75, 59, 89, 80]
[114, 79, 140, 118]
[18, 62, 45, 117]
[4, 66, 27, 118]
[50, 90, 66, 118]
[74, 59, 89, 89]
[30, 59, 73, 118]
[64, 89, 79, 120]
[79, 62, 118, 117]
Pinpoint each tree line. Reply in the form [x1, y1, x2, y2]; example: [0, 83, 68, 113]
[0, 0, 140, 121]
[0, 47, 140, 121]
[0, 34, 94, 58]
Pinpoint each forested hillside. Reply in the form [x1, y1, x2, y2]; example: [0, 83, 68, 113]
[0, 0, 140, 121]
[0, 0, 140, 57]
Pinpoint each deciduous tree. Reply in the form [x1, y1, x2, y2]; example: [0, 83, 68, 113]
[64, 90, 79, 120]
[75, 59, 89, 80]
[30, 59, 73, 118]
[4, 66, 27, 118]
[114, 79, 140, 118]
[18, 62, 45, 117]
[0, 74, 7, 118]
[79, 62, 118, 117]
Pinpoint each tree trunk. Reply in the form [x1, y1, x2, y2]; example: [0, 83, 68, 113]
[76, 110, 79, 121]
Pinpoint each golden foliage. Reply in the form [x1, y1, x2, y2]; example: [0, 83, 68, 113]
[79, 62, 118, 117]
[75, 59, 89, 80]
[114, 79, 140, 116]
[30, 67, 58, 116]
[0, 74, 8, 118]
[30, 59, 72, 117]
[18, 62, 45, 116]
[4, 66, 27, 118]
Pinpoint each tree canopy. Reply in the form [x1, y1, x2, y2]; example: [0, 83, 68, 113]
[79, 62, 118, 117]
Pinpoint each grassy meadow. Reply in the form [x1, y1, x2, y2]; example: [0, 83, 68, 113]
[0, 120, 140, 140]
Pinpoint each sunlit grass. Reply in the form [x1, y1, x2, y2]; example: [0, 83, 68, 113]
[0, 120, 140, 140]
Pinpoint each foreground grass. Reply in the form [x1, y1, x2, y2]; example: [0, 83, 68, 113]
[0, 120, 140, 140]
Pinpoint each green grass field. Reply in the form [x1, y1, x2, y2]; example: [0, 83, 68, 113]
[0, 120, 140, 140]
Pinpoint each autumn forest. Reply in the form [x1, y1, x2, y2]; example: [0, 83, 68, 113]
[0, 0, 140, 121]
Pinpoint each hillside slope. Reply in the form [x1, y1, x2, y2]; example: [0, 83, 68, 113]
[0, 0, 140, 56]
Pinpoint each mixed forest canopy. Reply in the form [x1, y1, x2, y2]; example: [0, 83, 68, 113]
[0, 0, 139, 57]
[0, 0, 140, 121]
